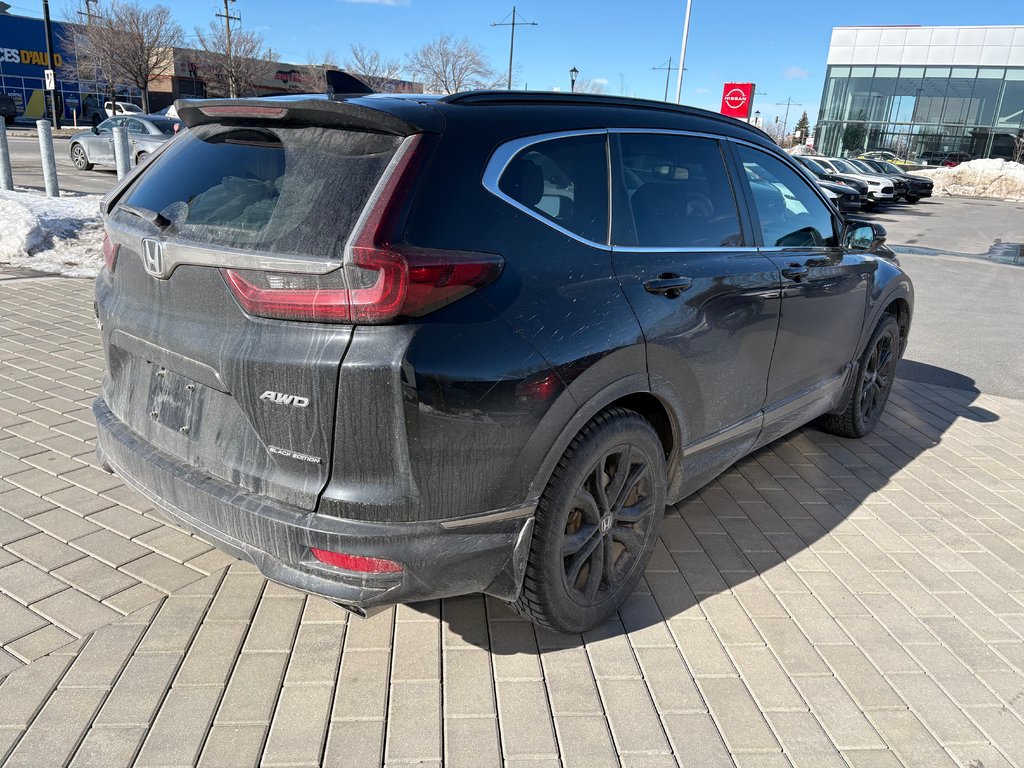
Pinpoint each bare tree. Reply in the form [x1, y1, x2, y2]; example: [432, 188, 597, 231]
[572, 77, 606, 95]
[1013, 131, 1024, 165]
[60, 0, 183, 113]
[345, 44, 403, 91]
[193, 21, 278, 98]
[762, 118, 788, 146]
[406, 34, 500, 94]
[299, 50, 340, 94]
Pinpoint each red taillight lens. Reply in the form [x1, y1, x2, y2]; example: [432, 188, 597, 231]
[310, 547, 403, 574]
[198, 105, 287, 119]
[102, 233, 119, 273]
[222, 133, 503, 324]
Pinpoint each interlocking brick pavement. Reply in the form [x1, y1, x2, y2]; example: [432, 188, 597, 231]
[1, 277, 1024, 767]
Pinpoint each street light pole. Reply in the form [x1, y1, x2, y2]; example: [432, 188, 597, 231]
[674, 0, 692, 104]
[570, 67, 579, 93]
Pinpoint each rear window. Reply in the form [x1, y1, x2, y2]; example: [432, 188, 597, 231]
[148, 118, 181, 135]
[117, 124, 402, 258]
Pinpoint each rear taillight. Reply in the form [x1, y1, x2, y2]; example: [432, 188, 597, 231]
[223, 133, 503, 324]
[310, 547, 403, 574]
[102, 233, 119, 273]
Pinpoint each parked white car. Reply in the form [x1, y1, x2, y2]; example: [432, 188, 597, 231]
[806, 156, 894, 206]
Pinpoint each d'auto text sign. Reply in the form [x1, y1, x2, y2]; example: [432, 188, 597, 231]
[720, 83, 755, 119]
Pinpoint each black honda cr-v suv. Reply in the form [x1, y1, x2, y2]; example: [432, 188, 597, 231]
[94, 91, 912, 632]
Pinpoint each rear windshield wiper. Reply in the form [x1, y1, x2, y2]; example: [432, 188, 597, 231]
[118, 203, 171, 230]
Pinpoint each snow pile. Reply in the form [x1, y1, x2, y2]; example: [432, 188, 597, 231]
[0, 190, 104, 277]
[786, 144, 813, 156]
[915, 158, 1024, 201]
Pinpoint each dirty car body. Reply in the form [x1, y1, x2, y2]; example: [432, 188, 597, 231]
[93, 91, 913, 628]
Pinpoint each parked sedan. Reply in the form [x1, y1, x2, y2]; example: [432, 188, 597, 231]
[846, 159, 911, 202]
[792, 156, 870, 205]
[69, 115, 181, 171]
[811, 157, 894, 206]
[818, 180, 865, 212]
[858, 159, 934, 202]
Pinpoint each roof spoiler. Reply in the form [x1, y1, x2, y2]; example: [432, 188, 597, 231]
[175, 95, 442, 136]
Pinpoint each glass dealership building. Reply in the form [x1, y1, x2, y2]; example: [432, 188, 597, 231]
[815, 25, 1024, 160]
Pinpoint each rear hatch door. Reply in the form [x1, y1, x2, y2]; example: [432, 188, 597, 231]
[98, 97, 435, 511]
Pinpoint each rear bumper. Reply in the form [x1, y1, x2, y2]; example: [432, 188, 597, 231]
[93, 397, 534, 609]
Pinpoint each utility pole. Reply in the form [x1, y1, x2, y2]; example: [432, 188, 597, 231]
[491, 6, 537, 91]
[775, 97, 802, 138]
[216, 0, 241, 98]
[42, 0, 61, 127]
[652, 57, 679, 102]
[674, 0, 692, 104]
[76, 0, 98, 23]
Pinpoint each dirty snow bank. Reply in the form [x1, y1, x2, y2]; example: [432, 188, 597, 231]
[915, 158, 1024, 201]
[786, 144, 813, 156]
[0, 190, 104, 277]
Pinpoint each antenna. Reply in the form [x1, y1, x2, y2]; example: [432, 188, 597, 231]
[491, 6, 538, 91]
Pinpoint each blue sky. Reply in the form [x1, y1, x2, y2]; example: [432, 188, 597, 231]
[13, 0, 1021, 124]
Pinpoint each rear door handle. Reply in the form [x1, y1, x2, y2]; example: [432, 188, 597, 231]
[643, 274, 693, 297]
[781, 264, 810, 280]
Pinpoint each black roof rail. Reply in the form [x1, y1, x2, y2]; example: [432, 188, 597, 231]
[441, 90, 770, 139]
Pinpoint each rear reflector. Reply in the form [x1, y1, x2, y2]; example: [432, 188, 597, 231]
[102, 233, 119, 273]
[222, 133, 503, 324]
[310, 548, 404, 574]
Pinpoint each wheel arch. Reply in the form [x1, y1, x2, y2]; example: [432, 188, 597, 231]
[522, 372, 689, 509]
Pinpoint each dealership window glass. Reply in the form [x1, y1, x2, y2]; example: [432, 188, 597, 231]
[615, 134, 742, 248]
[846, 67, 876, 122]
[997, 69, 1024, 128]
[871, 68, 899, 122]
[736, 146, 835, 249]
[499, 134, 609, 244]
[893, 67, 924, 124]
[915, 68, 951, 123]
[823, 68, 851, 121]
[973, 68, 1005, 126]
[942, 69, 978, 125]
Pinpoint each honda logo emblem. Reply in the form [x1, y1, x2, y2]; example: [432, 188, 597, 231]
[141, 239, 166, 278]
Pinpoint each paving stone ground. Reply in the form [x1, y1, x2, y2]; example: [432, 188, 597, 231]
[1, 278, 1023, 768]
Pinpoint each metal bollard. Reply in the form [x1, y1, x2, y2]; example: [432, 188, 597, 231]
[113, 125, 130, 180]
[36, 119, 60, 197]
[0, 119, 13, 191]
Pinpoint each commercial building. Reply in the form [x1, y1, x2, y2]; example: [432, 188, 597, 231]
[815, 25, 1024, 160]
[1, 10, 421, 125]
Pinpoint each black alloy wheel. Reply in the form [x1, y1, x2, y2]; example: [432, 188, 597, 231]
[561, 444, 657, 605]
[859, 326, 897, 425]
[819, 313, 900, 438]
[511, 408, 666, 633]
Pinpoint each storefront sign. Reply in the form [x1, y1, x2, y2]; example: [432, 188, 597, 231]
[720, 82, 755, 119]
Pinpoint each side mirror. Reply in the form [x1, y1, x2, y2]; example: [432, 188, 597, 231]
[843, 221, 886, 252]
[91, 125, 100, 135]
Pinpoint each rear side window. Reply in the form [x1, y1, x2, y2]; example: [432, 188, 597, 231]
[736, 145, 836, 248]
[498, 134, 608, 244]
[118, 124, 402, 258]
[615, 134, 743, 248]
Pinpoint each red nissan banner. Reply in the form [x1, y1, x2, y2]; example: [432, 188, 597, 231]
[720, 82, 755, 119]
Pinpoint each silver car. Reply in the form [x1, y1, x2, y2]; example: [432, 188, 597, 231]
[69, 115, 182, 171]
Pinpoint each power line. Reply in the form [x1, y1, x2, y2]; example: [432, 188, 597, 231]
[775, 97, 803, 136]
[491, 6, 537, 91]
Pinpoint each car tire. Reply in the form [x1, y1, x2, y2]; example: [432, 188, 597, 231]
[906, 196, 920, 204]
[3, 115, 13, 126]
[819, 313, 900, 439]
[863, 201, 877, 211]
[510, 408, 666, 633]
[70, 143, 93, 171]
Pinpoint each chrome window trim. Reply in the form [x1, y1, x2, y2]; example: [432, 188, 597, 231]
[481, 128, 611, 250]
[479, 126, 839, 256]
